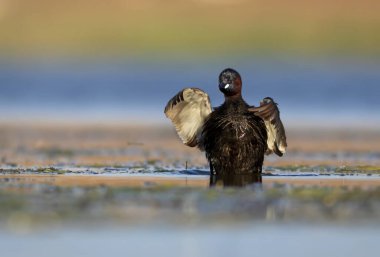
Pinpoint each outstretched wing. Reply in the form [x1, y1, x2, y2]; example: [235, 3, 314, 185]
[164, 88, 212, 147]
[249, 97, 287, 156]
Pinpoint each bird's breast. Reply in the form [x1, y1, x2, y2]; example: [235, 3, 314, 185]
[212, 115, 255, 141]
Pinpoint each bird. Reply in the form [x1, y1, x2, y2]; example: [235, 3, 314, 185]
[164, 68, 287, 186]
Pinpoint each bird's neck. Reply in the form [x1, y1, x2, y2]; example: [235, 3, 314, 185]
[224, 93, 243, 103]
[222, 94, 248, 113]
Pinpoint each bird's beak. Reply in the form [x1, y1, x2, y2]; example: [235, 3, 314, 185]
[219, 83, 231, 92]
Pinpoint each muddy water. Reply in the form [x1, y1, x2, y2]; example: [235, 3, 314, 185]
[0, 125, 379, 256]
[1, 172, 380, 257]
[1, 178, 380, 257]
[1, 171, 379, 226]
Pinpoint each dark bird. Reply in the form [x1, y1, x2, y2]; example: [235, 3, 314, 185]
[164, 68, 287, 186]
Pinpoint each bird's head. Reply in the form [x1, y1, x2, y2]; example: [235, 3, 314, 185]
[218, 68, 242, 97]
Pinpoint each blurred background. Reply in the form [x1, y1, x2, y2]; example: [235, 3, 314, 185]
[1, 2, 380, 257]
[0, 0, 379, 127]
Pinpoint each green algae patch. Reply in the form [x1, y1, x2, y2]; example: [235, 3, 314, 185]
[36, 167, 70, 174]
[266, 165, 380, 175]
[0, 167, 72, 175]
[336, 166, 380, 175]
[39, 148, 75, 158]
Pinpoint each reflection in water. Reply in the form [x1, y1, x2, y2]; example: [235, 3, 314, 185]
[209, 173, 262, 187]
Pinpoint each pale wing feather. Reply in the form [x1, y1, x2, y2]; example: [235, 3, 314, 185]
[164, 88, 212, 147]
[249, 97, 287, 156]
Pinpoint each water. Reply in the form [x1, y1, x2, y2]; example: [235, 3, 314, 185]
[0, 176, 379, 257]
[1, 225, 379, 257]
[0, 56, 379, 126]
[1, 55, 379, 256]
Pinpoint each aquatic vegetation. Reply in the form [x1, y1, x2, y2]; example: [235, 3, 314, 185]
[266, 165, 380, 176]
[1, 164, 380, 177]
[335, 166, 380, 174]
[36, 167, 71, 174]
[0, 125, 379, 233]
[38, 148, 75, 158]
[0, 181, 379, 229]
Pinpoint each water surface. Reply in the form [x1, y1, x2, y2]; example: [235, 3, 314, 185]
[1, 57, 379, 126]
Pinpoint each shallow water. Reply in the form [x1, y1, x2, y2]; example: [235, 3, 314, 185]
[1, 57, 380, 126]
[0, 65, 379, 257]
[1, 169, 380, 257]
[1, 170, 380, 225]
[1, 160, 380, 257]
[1, 225, 379, 257]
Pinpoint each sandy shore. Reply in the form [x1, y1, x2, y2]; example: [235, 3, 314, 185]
[0, 123, 379, 168]
[2, 174, 380, 189]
